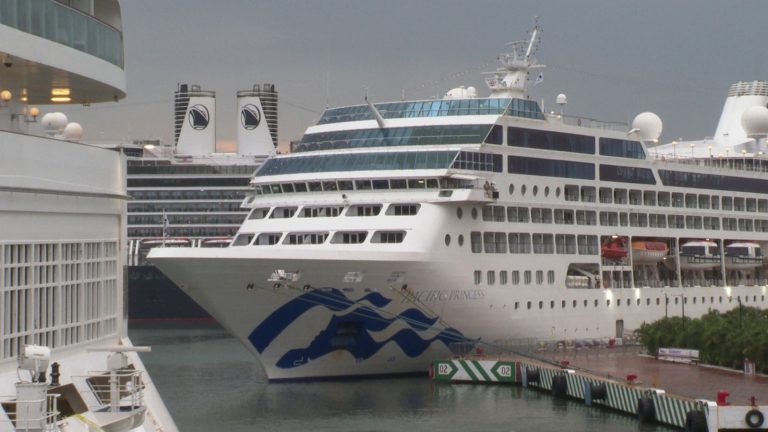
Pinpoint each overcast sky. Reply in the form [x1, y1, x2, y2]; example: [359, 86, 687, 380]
[60, 0, 768, 150]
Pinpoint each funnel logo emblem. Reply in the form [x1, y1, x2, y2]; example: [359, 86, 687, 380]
[188, 104, 210, 130]
[241, 104, 262, 130]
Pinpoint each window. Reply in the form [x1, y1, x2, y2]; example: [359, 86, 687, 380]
[524, 270, 532, 284]
[548, 270, 555, 284]
[598, 137, 645, 159]
[512, 271, 520, 285]
[599, 165, 656, 185]
[483, 232, 508, 253]
[508, 127, 595, 154]
[256, 151, 458, 177]
[387, 204, 420, 216]
[331, 231, 367, 244]
[372, 231, 406, 243]
[248, 208, 270, 220]
[348, 204, 382, 217]
[507, 206, 530, 223]
[554, 209, 574, 224]
[471, 232, 483, 253]
[599, 188, 612, 204]
[500, 271, 508, 285]
[474, 271, 482, 285]
[482, 206, 506, 222]
[232, 234, 254, 246]
[301, 206, 343, 218]
[270, 206, 297, 219]
[532, 234, 554, 254]
[295, 125, 493, 152]
[487, 271, 496, 285]
[285, 232, 329, 245]
[255, 233, 282, 245]
[508, 156, 595, 180]
[508, 233, 531, 253]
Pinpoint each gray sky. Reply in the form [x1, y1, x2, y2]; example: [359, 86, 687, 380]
[60, 0, 768, 149]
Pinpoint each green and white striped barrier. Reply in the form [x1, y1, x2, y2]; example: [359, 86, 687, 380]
[437, 359, 712, 430]
[432, 359, 516, 383]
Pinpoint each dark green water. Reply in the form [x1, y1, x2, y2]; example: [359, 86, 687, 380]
[129, 324, 671, 432]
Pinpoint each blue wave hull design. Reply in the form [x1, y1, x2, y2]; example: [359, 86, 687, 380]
[247, 288, 464, 369]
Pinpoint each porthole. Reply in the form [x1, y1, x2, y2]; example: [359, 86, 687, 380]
[573, 300, 577, 308]
[538, 301, 543, 309]
[509, 184, 515, 195]
[444, 234, 451, 246]
[456, 207, 463, 219]
[583, 299, 588, 307]
[458, 235, 464, 246]
[471, 208, 478, 220]
[545, 186, 550, 197]
[533, 185, 539, 196]
[594, 299, 598, 307]
[521, 185, 527, 196]
[556, 187, 561, 198]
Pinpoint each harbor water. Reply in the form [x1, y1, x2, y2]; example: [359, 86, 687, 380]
[129, 324, 670, 431]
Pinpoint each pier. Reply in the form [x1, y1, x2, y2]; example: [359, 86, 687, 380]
[432, 346, 768, 431]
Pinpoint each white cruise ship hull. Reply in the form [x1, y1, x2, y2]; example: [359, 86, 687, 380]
[150, 247, 759, 380]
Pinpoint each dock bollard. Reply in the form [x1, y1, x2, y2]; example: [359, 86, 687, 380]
[551, 374, 567, 398]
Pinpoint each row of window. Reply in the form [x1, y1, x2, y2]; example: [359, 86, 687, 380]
[505, 127, 645, 159]
[474, 269, 557, 286]
[128, 214, 246, 225]
[251, 176, 475, 196]
[520, 182, 768, 214]
[508, 294, 764, 311]
[248, 203, 420, 220]
[232, 230, 407, 246]
[470, 232, 599, 255]
[128, 227, 237, 238]
[256, 151, 458, 177]
[128, 202, 245, 213]
[476, 204, 768, 232]
[316, 98, 542, 125]
[127, 177, 249, 188]
[659, 169, 768, 195]
[126, 163, 258, 176]
[130, 190, 246, 201]
[295, 125, 492, 152]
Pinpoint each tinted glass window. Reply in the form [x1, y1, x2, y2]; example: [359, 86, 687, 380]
[508, 156, 595, 180]
[508, 127, 595, 154]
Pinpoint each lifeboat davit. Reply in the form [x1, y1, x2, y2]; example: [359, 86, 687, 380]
[677, 240, 720, 270]
[631, 241, 669, 264]
[724, 241, 762, 269]
[601, 237, 628, 261]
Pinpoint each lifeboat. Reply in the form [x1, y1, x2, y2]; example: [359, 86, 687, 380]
[200, 237, 233, 248]
[601, 237, 628, 261]
[677, 240, 720, 270]
[631, 241, 669, 264]
[724, 241, 762, 269]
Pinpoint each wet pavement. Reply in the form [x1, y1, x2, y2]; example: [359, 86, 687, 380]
[552, 346, 768, 404]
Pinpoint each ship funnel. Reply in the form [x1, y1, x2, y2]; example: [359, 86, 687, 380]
[714, 81, 768, 146]
[237, 83, 278, 156]
[174, 83, 216, 156]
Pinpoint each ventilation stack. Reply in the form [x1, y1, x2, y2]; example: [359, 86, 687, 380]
[236, 83, 278, 156]
[713, 81, 768, 147]
[174, 83, 216, 156]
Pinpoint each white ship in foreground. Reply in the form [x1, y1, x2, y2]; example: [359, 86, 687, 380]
[150, 23, 768, 381]
[0, 1, 177, 430]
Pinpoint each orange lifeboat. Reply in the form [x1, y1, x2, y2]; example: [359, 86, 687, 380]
[601, 237, 628, 260]
[631, 241, 669, 264]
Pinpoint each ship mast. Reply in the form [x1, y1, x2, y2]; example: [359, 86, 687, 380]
[485, 19, 545, 99]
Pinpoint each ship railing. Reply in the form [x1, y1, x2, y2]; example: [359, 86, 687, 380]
[0, 393, 60, 431]
[543, 112, 628, 132]
[650, 152, 768, 174]
[726, 255, 763, 265]
[75, 370, 145, 413]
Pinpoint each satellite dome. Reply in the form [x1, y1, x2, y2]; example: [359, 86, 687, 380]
[444, 86, 477, 99]
[632, 112, 663, 142]
[41, 112, 68, 132]
[63, 122, 84, 140]
[741, 105, 768, 136]
[556, 93, 567, 105]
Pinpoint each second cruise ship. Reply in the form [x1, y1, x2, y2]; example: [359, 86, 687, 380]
[150, 22, 768, 381]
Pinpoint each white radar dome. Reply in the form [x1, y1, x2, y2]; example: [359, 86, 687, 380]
[63, 122, 84, 140]
[41, 112, 69, 134]
[556, 93, 567, 105]
[443, 86, 478, 99]
[632, 112, 663, 142]
[741, 105, 768, 136]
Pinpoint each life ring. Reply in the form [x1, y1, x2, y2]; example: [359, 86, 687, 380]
[746, 409, 764, 428]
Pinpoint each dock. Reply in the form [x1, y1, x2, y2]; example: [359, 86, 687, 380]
[431, 346, 768, 431]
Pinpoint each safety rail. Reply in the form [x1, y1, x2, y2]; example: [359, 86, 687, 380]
[0, 393, 60, 432]
[76, 370, 145, 413]
[543, 112, 628, 132]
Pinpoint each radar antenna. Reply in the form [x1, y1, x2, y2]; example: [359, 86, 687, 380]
[485, 18, 545, 99]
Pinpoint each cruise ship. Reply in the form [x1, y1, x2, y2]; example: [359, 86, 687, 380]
[150, 23, 768, 381]
[126, 84, 274, 321]
[0, 1, 177, 430]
